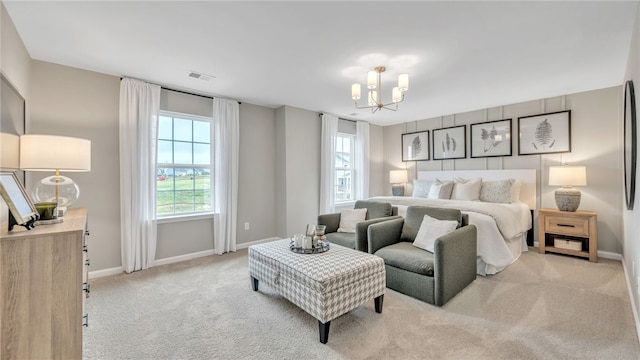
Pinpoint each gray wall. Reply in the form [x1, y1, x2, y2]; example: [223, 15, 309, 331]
[383, 86, 623, 255]
[623, 1, 640, 327]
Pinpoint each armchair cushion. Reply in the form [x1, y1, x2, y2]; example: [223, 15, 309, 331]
[354, 200, 393, 220]
[401, 206, 463, 243]
[413, 214, 459, 252]
[375, 242, 435, 276]
[337, 208, 367, 233]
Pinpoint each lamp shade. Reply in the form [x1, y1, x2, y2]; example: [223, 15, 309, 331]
[20, 134, 91, 172]
[0, 133, 20, 170]
[549, 165, 587, 187]
[389, 170, 408, 184]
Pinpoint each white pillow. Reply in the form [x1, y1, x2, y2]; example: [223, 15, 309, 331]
[412, 214, 459, 252]
[412, 179, 433, 198]
[427, 179, 454, 199]
[510, 178, 522, 203]
[479, 179, 513, 203]
[337, 208, 368, 233]
[451, 177, 482, 201]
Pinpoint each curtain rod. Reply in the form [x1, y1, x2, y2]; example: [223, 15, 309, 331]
[120, 77, 241, 104]
[318, 113, 356, 123]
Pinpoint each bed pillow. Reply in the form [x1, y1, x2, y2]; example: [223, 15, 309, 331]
[479, 179, 513, 203]
[337, 208, 368, 233]
[412, 214, 459, 252]
[510, 178, 523, 203]
[451, 177, 482, 201]
[412, 179, 433, 198]
[427, 179, 454, 199]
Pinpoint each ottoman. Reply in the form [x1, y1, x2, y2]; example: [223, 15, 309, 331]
[248, 239, 386, 344]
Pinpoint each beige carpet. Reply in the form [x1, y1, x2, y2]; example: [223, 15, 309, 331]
[84, 248, 640, 360]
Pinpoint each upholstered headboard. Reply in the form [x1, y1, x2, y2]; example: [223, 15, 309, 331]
[417, 169, 537, 209]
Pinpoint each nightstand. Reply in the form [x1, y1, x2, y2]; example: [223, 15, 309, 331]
[538, 208, 597, 262]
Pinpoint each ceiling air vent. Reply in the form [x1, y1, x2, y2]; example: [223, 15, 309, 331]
[188, 71, 215, 81]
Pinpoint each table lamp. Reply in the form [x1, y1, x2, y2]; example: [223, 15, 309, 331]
[390, 169, 408, 196]
[20, 134, 91, 218]
[549, 165, 587, 212]
[0, 133, 20, 170]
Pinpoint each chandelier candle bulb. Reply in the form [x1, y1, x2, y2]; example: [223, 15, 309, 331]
[398, 74, 409, 91]
[367, 70, 377, 89]
[351, 84, 361, 100]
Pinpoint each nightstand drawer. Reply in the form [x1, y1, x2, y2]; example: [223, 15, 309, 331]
[545, 216, 589, 237]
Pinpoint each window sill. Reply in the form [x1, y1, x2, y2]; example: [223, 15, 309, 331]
[157, 212, 215, 224]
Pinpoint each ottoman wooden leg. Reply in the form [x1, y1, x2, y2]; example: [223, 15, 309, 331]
[251, 276, 259, 291]
[375, 295, 384, 313]
[319, 321, 331, 344]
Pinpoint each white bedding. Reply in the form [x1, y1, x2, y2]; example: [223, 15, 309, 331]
[368, 196, 532, 275]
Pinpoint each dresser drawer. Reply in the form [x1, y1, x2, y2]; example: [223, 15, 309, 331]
[545, 216, 590, 237]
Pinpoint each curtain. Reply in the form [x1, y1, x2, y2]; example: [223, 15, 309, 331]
[320, 113, 339, 214]
[355, 121, 370, 200]
[212, 98, 239, 255]
[119, 77, 161, 273]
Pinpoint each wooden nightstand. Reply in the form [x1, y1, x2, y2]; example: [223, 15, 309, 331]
[538, 208, 597, 262]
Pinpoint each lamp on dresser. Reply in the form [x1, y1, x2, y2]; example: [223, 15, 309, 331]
[390, 169, 408, 196]
[549, 165, 587, 212]
[20, 134, 91, 219]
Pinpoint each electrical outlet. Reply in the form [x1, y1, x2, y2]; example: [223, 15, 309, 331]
[244, 222, 250, 231]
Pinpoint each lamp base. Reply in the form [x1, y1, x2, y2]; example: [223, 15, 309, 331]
[555, 187, 581, 212]
[392, 184, 405, 196]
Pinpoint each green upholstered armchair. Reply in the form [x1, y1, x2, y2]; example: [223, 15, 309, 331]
[367, 206, 477, 306]
[317, 200, 400, 252]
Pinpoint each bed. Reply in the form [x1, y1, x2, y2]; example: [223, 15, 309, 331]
[369, 169, 536, 275]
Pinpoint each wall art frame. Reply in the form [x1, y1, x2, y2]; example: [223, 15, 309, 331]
[518, 110, 571, 155]
[0, 172, 39, 231]
[402, 130, 430, 161]
[1, 73, 26, 184]
[624, 80, 637, 210]
[432, 125, 466, 160]
[470, 118, 512, 158]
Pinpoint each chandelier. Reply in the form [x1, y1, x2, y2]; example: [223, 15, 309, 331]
[351, 66, 408, 113]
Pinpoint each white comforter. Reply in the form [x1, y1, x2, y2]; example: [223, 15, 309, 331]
[368, 196, 532, 275]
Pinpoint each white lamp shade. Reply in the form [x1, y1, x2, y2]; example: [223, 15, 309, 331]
[367, 70, 377, 89]
[392, 87, 401, 103]
[389, 170, 408, 184]
[398, 74, 409, 91]
[20, 134, 91, 172]
[549, 165, 586, 186]
[351, 83, 361, 100]
[0, 133, 20, 170]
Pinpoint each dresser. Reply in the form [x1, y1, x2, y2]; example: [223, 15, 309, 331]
[0, 208, 89, 359]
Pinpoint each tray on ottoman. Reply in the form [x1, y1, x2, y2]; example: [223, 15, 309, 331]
[248, 239, 385, 344]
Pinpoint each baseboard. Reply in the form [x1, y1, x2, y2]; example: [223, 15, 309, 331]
[621, 257, 640, 345]
[531, 242, 622, 261]
[88, 237, 279, 279]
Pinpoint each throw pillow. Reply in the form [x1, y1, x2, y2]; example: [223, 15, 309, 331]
[451, 177, 482, 201]
[412, 214, 459, 252]
[510, 178, 523, 203]
[412, 179, 433, 198]
[337, 208, 368, 233]
[427, 179, 454, 199]
[479, 179, 513, 203]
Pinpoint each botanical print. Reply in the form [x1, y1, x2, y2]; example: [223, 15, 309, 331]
[402, 131, 429, 161]
[470, 119, 512, 158]
[518, 111, 570, 155]
[433, 125, 466, 160]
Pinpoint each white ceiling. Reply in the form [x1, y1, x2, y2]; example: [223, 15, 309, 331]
[3, 1, 638, 126]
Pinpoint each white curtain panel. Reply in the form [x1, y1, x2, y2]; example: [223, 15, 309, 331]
[212, 98, 239, 255]
[319, 113, 338, 214]
[356, 121, 370, 200]
[119, 78, 161, 273]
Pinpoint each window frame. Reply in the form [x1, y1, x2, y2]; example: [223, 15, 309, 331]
[335, 132, 356, 204]
[156, 110, 214, 219]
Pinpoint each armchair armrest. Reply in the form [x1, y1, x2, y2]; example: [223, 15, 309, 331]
[433, 225, 477, 306]
[367, 218, 405, 254]
[354, 216, 402, 252]
[318, 213, 341, 233]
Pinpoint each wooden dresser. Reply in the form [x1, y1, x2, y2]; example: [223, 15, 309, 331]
[0, 208, 89, 359]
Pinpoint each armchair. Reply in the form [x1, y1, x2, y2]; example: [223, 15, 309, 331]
[318, 200, 400, 252]
[367, 206, 477, 306]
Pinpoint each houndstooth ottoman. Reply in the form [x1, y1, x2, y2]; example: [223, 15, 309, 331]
[248, 239, 386, 344]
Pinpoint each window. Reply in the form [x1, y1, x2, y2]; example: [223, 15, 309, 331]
[335, 133, 355, 202]
[157, 112, 212, 216]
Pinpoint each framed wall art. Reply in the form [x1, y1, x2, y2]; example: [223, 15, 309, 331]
[1, 74, 26, 184]
[518, 110, 571, 155]
[470, 119, 512, 158]
[402, 130, 430, 161]
[624, 80, 637, 210]
[432, 125, 466, 160]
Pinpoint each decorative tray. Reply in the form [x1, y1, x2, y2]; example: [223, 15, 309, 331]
[289, 240, 330, 254]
